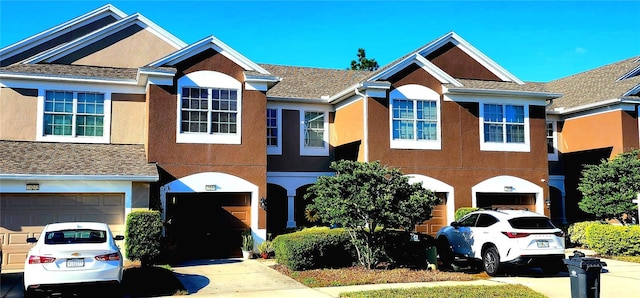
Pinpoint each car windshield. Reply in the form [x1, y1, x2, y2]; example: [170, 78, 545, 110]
[44, 229, 107, 244]
[508, 217, 556, 229]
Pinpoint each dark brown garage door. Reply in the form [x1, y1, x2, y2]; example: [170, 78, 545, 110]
[165, 192, 250, 260]
[1, 193, 124, 270]
[476, 193, 536, 211]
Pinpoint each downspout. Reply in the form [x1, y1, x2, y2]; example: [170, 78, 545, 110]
[354, 87, 368, 162]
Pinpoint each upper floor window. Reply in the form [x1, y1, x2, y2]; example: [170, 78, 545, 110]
[267, 108, 282, 155]
[176, 71, 241, 144]
[547, 121, 558, 161]
[479, 102, 530, 152]
[300, 109, 329, 156]
[389, 84, 441, 150]
[181, 87, 237, 134]
[37, 90, 110, 143]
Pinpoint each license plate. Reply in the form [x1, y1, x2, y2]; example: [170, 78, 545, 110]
[536, 240, 549, 248]
[66, 258, 84, 268]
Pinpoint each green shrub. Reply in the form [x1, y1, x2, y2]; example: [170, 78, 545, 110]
[454, 207, 479, 221]
[126, 210, 162, 266]
[586, 224, 640, 256]
[273, 227, 354, 270]
[567, 221, 604, 247]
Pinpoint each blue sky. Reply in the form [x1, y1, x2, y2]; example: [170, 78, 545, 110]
[1, 0, 638, 82]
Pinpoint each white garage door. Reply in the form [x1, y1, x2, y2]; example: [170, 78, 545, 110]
[1, 193, 124, 271]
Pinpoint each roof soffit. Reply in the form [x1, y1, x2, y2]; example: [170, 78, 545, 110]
[21, 13, 186, 64]
[0, 4, 127, 64]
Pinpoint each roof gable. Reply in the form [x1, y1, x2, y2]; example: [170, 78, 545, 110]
[367, 32, 524, 84]
[0, 4, 127, 66]
[149, 36, 269, 74]
[21, 12, 186, 65]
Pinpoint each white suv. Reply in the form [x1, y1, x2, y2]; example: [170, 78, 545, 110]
[435, 209, 565, 276]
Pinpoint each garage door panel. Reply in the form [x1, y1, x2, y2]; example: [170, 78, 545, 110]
[1, 193, 124, 270]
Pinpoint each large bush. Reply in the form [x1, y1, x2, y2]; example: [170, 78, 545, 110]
[273, 227, 354, 271]
[567, 221, 604, 247]
[126, 210, 162, 266]
[586, 224, 640, 256]
[454, 207, 479, 221]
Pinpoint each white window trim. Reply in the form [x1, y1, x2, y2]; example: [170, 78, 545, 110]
[36, 89, 111, 143]
[479, 101, 530, 152]
[299, 110, 329, 156]
[267, 107, 282, 155]
[176, 70, 242, 144]
[547, 120, 559, 161]
[389, 84, 442, 150]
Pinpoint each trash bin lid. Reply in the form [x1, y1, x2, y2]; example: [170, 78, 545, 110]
[564, 256, 607, 269]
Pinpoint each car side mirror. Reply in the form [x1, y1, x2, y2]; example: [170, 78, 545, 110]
[451, 222, 459, 228]
[26, 237, 37, 243]
[114, 235, 124, 241]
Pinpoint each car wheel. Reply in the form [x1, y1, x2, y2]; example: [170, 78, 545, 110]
[482, 246, 501, 276]
[23, 289, 40, 298]
[436, 237, 454, 270]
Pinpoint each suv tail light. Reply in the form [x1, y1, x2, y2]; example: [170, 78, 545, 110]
[554, 231, 564, 237]
[28, 255, 56, 264]
[95, 253, 120, 261]
[502, 232, 531, 238]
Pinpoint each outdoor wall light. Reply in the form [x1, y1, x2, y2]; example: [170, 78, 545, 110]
[545, 198, 551, 208]
[260, 197, 267, 210]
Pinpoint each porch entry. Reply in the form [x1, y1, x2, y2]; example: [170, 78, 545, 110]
[165, 192, 250, 260]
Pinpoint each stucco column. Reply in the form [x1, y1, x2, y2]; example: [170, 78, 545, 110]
[286, 195, 296, 228]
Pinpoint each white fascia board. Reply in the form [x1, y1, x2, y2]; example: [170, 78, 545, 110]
[244, 74, 282, 91]
[0, 4, 127, 59]
[443, 86, 561, 100]
[420, 32, 524, 84]
[267, 96, 330, 105]
[618, 64, 640, 81]
[413, 55, 463, 86]
[138, 67, 176, 86]
[0, 174, 158, 182]
[149, 36, 270, 74]
[623, 84, 640, 96]
[23, 13, 186, 64]
[0, 75, 146, 94]
[548, 98, 639, 117]
[328, 81, 391, 104]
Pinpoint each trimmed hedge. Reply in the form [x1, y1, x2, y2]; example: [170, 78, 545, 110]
[454, 207, 479, 221]
[587, 224, 640, 256]
[273, 227, 436, 270]
[567, 221, 604, 247]
[273, 227, 354, 271]
[125, 210, 163, 266]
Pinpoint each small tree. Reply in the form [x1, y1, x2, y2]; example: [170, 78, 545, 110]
[349, 48, 379, 71]
[304, 160, 440, 269]
[125, 210, 162, 266]
[578, 149, 640, 225]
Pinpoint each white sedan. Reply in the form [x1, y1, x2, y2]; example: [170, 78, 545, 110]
[23, 222, 124, 297]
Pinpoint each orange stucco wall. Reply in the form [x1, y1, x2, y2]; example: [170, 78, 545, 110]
[560, 110, 639, 156]
[332, 99, 365, 161]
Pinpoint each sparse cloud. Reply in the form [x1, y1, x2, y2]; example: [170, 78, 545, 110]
[575, 47, 588, 54]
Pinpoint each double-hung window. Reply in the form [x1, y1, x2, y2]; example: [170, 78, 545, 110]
[300, 110, 329, 156]
[39, 90, 108, 142]
[547, 121, 558, 160]
[181, 87, 238, 134]
[389, 84, 441, 150]
[267, 108, 282, 155]
[176, 70, 242, 144]
[480, 103, 530, 152]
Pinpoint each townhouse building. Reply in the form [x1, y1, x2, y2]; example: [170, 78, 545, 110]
[1, 4, 571, 270]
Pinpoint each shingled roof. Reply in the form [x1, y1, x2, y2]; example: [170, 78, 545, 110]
[546, 56, 640, 110]
[0, 141, 158, 180]
[0, 64, 174, 81]
[260, 64, 372, 100]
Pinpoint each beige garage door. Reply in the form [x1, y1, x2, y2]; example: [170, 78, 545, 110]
[0, 193, 124, 271]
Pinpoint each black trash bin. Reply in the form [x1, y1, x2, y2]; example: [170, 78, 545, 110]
[563, 250, 607, 298]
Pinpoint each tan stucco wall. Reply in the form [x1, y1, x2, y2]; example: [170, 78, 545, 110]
[0, 87, 37, 141]
[70, 27, 179, 68]
[560, 110, 638, 156]
[332, 99, 365, 161]
[111, 93, 147, 145]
